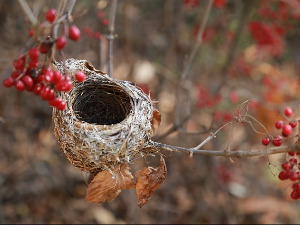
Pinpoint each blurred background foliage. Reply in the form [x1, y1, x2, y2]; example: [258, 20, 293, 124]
[1, 0, 300, 223]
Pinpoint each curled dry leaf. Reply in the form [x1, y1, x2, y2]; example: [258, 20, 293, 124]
[151, 109, 161, 136]
[135, 156, 167, 207]
[85, 163, 136, 204]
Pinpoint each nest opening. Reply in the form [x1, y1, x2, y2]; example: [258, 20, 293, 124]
[72, 81, 132, 125]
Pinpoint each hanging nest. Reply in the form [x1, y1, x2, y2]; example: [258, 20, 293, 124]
[52, 58, 160, 173]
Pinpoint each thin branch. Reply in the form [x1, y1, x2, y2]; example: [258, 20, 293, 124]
[195, 121, 233, 150]
[220, 0, 245, 75]
[53, 0, 77, 38]
[175, 0, 213, 127]
[66, 0, 76, 13]
[151, 141, 299, 158]
[107, 0, 119, 77]
[224, 122, 237, 163]
[245, 114, 271, 136]
[18, 0, 37, 25]
[181, 0, 214, 81]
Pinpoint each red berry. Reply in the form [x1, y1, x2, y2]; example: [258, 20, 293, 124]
[21, 75, 34, 89]
[33, 83, 42, 95]
[55, 76, 71, 91]
[39, 42, 51, 54]
[35, 74, 45, 83]
[214, 0, 226, 8]
[55, 81, 64, 91]
[29, 28, 34, 37]
[44, 72, 53, 83]
[56, 100, 66, 110]
[13, 57, 26, 71]
[47, 88, 55, 101]
[292, 183, 300, 191]
[289, 171, 299, 181]
[28, 47, 39, 60]
[40, 86, 51, 100]
[284, 107, 293, 117]
[102, 19, 109, 26]
[282, 124, 292, 137]
[3, 77, 15, 88]
[69, 25, 81, 41]
[94, 32, 101, 40]
[62, 81, 73, 91]
[46, 8, 56, 23]
[282, 162, 292, 171]
[28, 59, 38, 69]
[15, 80, 25, 91]
[278, 171, 289, 180]
[275, 120, 284, 129]
[291, 190, 300, 199]
[290, 158, 298, 165]
[273, 135, 283, 146]
[75, 71, 86, 82]
[288, 152, 296, 156]
[52, 71, 62, 85]
[98, 10, 105, 19]
[290, 120, 298, 128]
[41, 67, 54, 82]
[262, 137, 270, 146]
[11, 71, 21, 79]
[49, 97, 61, 107]
[56, 36, 67, 50]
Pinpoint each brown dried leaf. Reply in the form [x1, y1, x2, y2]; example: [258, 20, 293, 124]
[135, 156, 167, 207]
[85, 163, 136, 204]
[151, 109, 161, 136]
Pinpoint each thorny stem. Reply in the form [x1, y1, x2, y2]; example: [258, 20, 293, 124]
[18, 0, 37, 26]
[175, 0, 213, 127]
[107, 0, 119, 77]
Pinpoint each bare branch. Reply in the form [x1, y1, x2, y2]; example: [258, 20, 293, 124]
[66, 0, 76, 13]
[151, 141, 298, 158]
[180, 0, 214, 81]
[107, 0, 119, 77]
[18, 0, 37, 25]
[195, 121, 233, 150]
[175, 0, 213, 127]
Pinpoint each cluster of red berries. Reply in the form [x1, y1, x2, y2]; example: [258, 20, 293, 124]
[2, 8, 85, 111]
[98, 10, 109, 26]
[39, 8, 81, 52]
[3, 51, 86, 110]
[278, 154, 300, 199]
[83, 10, 109, 40]
[261, 107, 297, 147]
[260, 106, 300, 199]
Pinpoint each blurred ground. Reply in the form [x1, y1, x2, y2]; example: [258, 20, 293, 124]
[1, 0, 300, 224]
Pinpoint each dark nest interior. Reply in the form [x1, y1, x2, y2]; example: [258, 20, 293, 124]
[72, 80, 132, 125]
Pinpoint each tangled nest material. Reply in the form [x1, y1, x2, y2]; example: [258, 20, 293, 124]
[52, 58, 160, 173]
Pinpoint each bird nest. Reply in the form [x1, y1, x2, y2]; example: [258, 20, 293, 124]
[52, 59, 159, 173]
